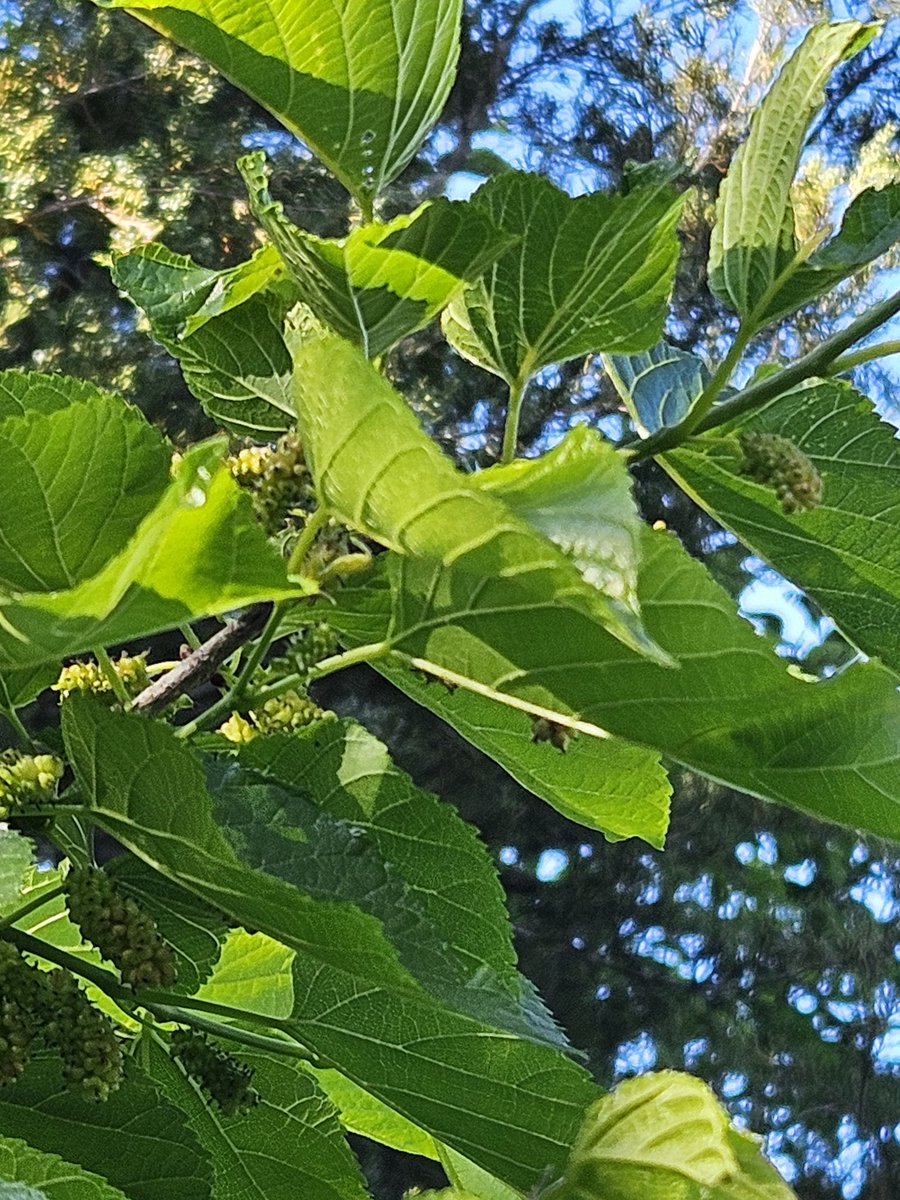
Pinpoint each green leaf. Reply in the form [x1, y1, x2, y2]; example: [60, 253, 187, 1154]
[146, 1038, 368, 1200]
[709, 1131, 796, 1199]
[0, 371, 99, 420]
[0, 831, 33, 910]
[0, 440, 302, 671]
[232, 720, 567, 1046]
[441, 1148, 524, 1200]
[0, 1137, 129, 1200]
[293, 334, 665, 662]
[329, 520, 900, 840]
[240, 151, 512, 358]
[106, 857, 228, 996]
[758, 182, 900, 323]
[708, 21, 879, 322]
[663, 378, 900, 673]
[0, 665, 57, 710]
[112, 244, 296, 436]
[0, 1056, 213, 1200]
[557, 1072, 735, 1200]
[373, 662, 671, 845]
[441, 172, 686, 386]
[94, 0, 463, 205]
[0, 1185, 47, 1199]
[194, 929, 295, 1020]
[0, 373, 170, 593]
[603, 343, 710, 435]
[63, 699, 600, 1190]
[312, 1069, 439, 1160]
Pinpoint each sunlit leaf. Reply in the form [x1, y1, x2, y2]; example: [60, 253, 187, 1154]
[0, 1136, 129, 1200]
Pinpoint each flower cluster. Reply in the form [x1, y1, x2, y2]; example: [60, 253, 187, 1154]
[65, 868, 177, 991]
[170, 1029, 258, 1115]
[0, 752, 63, 820]
[228, 431, 316, 534]
[53, 653, 149, 702]
[218, 689, 333, 744]
[738, 431, 824, 514]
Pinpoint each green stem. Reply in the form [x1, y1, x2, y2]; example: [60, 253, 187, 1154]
[2, 925, 122, 993]
[287, 505, 331, 577]
[228, 603, 284, 702]
[149, 1005, 317, 1062]
[628, 287, 900, 460]
[0, 704, 34, 751]
[244, 641, 390, 710]
[93, 646, 131, 708]
[500, 374, 528, 464]
[0, 884, 65, 931]
[826, 338, 900, 376]
[179, 623, 202, 651]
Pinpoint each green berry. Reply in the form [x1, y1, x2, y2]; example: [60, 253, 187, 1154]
[0, 752, 63, 820]
[0, 944, 39, 1085]
[738, 432, 823, 514]
[42, 969, 123, 1101]
[170, 1029, 259, 1116]
[65, 868, 177, 991]
[228, 432, 316, 534]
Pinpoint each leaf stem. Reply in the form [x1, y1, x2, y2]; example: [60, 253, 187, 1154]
[826, 338, 900, 376]
[148, 1004, 317, 1062]
[627, 287, 900, 459]
[287, 505, 331, 576]
[0, 884, 65, 931]
[244, 641, 391, 710]
[500, 374, 528, 464]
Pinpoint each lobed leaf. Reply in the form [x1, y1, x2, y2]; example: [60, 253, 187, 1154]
[93, 0, 463, 205]
[112, 244, 297, 436]
[664, 378, 900, 673]
[708, 21, 878, 322]
[441, 172, 686, 386]
[241, 151, 512, 358]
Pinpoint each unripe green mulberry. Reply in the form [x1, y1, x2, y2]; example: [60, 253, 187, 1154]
[65, 868, 177, 991]
[42, 969, 123, 1101]
[0, 752, 63, 820]
[170, 1029, 258, 1115]
[218, 689, 334, 743]
[0, 944, 39, 1085]
[228, 432, 315, 534]
[738, 432, 823, 514]
[54, 653, 149, 703]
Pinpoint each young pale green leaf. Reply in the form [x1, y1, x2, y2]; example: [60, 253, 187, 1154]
[664, 378, 900, 674]
[240, 151, 512, 358]
[708, 20, 878, 322]
[603, 343, 711, 435]
[62, 698, 600, 1191]
[441, 172, 686, 386]
[329, 520, 900, 840]
[0, 373, 170, 593]
[293, 334, 666, 662]
[232, 721, 567, 1047]
[146, 1038, 369, 1200]
[0, 1056, 214, 1200]
[0, 831, 33, 910]
[708, 1131, 797, 1200]
[557, 1072, 735, 1200]
[312, 1069, 439, 1160]
[93, 0, 462, 205]
[756, 182, 900, 323]
[373, 661, 671, 845]
[0, 441, 303, 671]
[0, 1137, 129, 1200]
[194, 929, 295, 1020]
[106, 857, 228, 996]
[112, 244, 296, 435]
[0, 372, 99, 421]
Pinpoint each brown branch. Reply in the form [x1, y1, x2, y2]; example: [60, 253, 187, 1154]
[130, 603, 272, 717]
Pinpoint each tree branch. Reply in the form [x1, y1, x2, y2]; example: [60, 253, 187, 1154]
[130, 603, 272, 716]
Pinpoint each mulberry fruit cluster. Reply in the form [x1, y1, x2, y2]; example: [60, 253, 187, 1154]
[0, 752, 63, 820]
[228, 432, 315, 535]
[170, 1029, 258, 1115]
[738, 432, 823, 514]
[65, 868, 177, 991]
[218, 689, 334, 744]
[42, 968, 123, 1101]
[54, 653, 149, 702]
[0, 944, 123, 1100]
